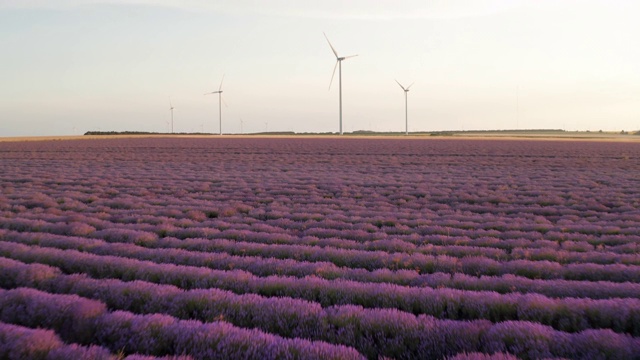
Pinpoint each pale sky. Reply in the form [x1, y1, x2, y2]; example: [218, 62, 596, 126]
[1, 0, 639, 136]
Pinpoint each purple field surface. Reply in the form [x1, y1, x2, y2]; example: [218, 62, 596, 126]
[0, 137, 639, 360]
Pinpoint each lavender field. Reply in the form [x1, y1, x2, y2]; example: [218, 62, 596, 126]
[1, 137, 639, 360]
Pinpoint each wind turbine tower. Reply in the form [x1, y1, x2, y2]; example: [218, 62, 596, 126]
[205, 75, 225, 135]
[169, 99, 174, 134]
[395, 80, 413, 135]
[323, 33, 357, 135]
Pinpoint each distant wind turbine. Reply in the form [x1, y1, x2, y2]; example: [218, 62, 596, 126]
[205, 75, 225, 135]
[169, 98, 174, 134]
[395, 80, 414, 135]
[324, 32, 357, 135]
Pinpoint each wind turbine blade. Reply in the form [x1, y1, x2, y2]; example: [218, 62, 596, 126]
[407, 82, 414, 90]
[218, 74, 225, 91]
[222, 96, 228, 108]
[343, 54, 358, 60]
[395, 79, 406, 91]
[323, 32, 339, 58]
[329, 60, 338, 90]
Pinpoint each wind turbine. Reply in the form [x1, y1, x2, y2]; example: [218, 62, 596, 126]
[324, 32, 357, 135]
[395, 80, 414, 136]
[205, 75, 225, 135]
[169, 98, 174, 134]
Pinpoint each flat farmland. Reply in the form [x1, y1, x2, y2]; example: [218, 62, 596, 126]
[1, 137, 639, 360]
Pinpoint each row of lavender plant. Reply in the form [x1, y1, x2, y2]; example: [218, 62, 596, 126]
[8, 222, 635, 283]
[4, 230, 640, 299]
[0, 270, 640, 358]
[5, 194, 637, 270]
[0, 258, 636, 359]
[1, 321, 129, 360]
[2, 242, 639, 336]
[84, 225, 640, 264]
[6, 182, 636, 232]
[0, 287, 363, 360]
[73, 229, 640, 282]
[3, 213, 639, 258]
[149, 237, 640, 282]
[0, 321, 194, 360]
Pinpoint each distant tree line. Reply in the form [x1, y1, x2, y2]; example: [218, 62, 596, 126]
[84, 129, 639, 136]
[84, 131, 213, 136]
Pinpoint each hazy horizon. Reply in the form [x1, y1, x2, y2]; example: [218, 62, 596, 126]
[1, 0, 639, 136]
